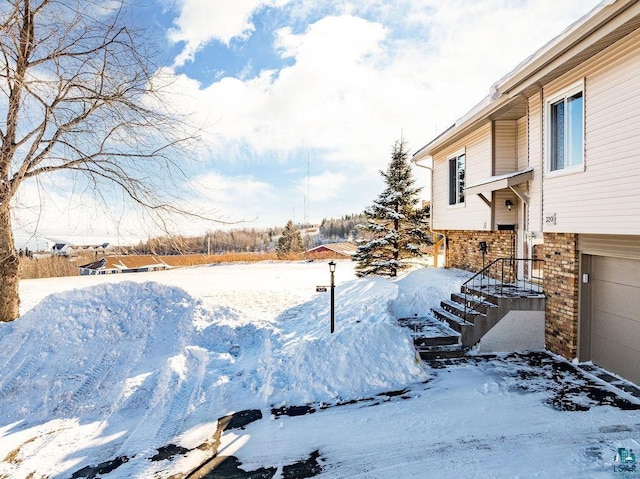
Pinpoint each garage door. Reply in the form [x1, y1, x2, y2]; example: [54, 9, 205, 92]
[590, 256, 640, 385]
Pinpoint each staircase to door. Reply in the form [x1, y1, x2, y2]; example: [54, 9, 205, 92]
[400, 258, 545, 361]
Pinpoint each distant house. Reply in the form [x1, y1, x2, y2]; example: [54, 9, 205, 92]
[51, 242, 74, 256]
[306, 242, 357, 257]
[412, 0, 640, 385]
[51, 241, 115, 257]
[78, 254, 216, 275]
[76, 243, 115, 254]
[79, 255, 168, 275]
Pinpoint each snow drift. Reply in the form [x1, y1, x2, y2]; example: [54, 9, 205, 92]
[1, 267, 461, 450]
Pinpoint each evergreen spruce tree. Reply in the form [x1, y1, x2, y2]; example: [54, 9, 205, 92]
[276, 220, 305, 257]
[353, 139, 431, 277]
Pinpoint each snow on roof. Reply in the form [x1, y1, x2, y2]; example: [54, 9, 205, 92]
[79, 254, 217, 271]
[307, 242, 358, 256]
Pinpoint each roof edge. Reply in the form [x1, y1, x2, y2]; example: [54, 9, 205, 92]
[413, 0, 634, 159]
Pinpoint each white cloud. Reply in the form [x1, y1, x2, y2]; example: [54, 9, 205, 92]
[163, 14, 419, 166]
[187, 171, 283, 227]
[168, 0, 290, 67]
[12, 1, 603, 242]
[296, 171, 347, 201]
[148, 0, 601, 229]
[164, 0, 600, 173]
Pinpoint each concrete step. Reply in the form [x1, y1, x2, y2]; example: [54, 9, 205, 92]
[397, 316, 460, 346]
[414, 334, 460, 348]
[431, 307, 474, 334]
[417, 344, 465, 361]
[440, 299, 486, 324]
[461, 285, 501, 304]
[450, 292, 498, 315]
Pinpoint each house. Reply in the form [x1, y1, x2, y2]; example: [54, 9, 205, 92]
[78, 254, 217, 275]
[51, 242, 74, 256]
[51, 241, 115, 257]
[306, 242, 358, 257]
[413, 0, 640, 385]
[79, 255, 169, 275]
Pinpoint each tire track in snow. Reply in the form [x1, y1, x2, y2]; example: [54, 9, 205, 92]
[0, 333, 29, 380]
[97, 320, 154, 421]
[153, 347, 209, 442]
[0, 354, 41, 402]
[54, 349, 118, 416]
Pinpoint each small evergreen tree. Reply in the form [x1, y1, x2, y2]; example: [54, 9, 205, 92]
[276, 220, 304, 257]
[353, 138, 431, 277]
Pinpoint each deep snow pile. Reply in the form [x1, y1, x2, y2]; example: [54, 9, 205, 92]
[3, 262, 639, 479]
[0, 262, 472, 477]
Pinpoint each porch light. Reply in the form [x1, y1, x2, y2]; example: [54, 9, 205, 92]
[505, 199, 514, 211]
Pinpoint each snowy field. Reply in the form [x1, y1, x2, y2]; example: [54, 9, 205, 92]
[1, 260, 640, 478]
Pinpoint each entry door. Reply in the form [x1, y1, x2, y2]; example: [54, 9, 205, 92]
[521, 202, 543, 283]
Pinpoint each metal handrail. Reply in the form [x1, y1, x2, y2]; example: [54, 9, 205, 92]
[462, 257, 544, 320]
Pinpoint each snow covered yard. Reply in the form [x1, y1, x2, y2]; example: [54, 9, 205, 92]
[1, 261, 639, 478]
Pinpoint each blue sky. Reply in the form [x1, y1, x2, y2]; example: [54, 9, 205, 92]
[13, 0, 603, 247]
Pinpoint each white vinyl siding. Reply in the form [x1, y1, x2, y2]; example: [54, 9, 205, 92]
[517, 116, 528, 171]
[579, 234, 640, 261]
[432, 123, 492, 231]
[494, 120, 518, 175]
[543, 29, 640, 234]
[515, 116, 530, 232]
[494, 190, 516, 228]
[493, 120, 519, 229]
[527, 92, 543, 232]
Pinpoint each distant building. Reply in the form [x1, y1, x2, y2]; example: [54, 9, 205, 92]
[51, 242, 74, 256]
[306, 242, 357, 258]
[79, 255, 167, 275]
[52, 241, 115, 257]
[79, 254, 214, 275]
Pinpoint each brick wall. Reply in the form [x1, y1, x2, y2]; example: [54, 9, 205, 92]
[543, 232, 579, 359]
[444, 230, 581, 360]
[444, 230, 516, 274]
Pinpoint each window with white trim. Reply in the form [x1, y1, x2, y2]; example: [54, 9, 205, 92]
[448, 151, 465, 205]
[548, 84, 584, 172]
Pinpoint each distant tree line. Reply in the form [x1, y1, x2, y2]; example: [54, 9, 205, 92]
[130, 227, 283, 255]
[125, 214, 369, 256]
[319, 213, 367, 242]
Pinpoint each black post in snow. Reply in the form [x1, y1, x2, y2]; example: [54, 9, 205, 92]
[329, 261, 336, 333]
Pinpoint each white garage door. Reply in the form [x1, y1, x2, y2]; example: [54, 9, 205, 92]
[590, 256, 640, 385]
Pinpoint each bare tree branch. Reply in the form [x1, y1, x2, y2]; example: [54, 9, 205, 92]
[0, 0, 218, 321]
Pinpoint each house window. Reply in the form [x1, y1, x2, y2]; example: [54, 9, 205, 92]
[448, 152, 465, 205]
[548, 84, 584, 172]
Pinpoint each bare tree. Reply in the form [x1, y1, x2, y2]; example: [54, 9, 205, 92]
[0, 0, 204, 321]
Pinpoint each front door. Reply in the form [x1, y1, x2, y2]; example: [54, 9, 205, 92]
[521, 200, 543, 283]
